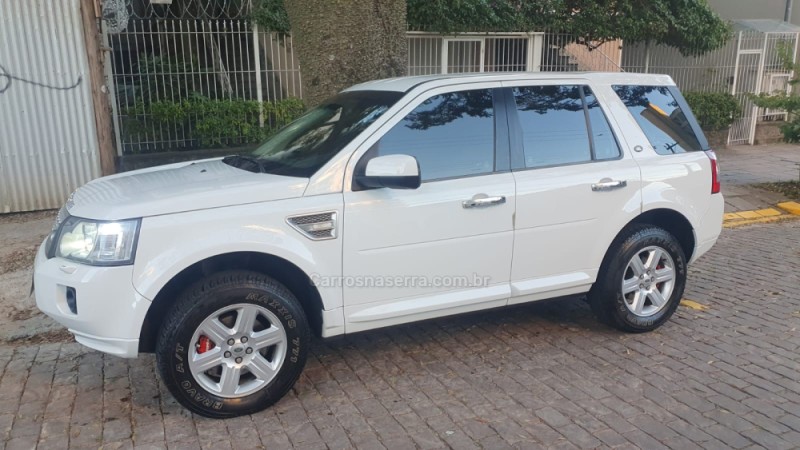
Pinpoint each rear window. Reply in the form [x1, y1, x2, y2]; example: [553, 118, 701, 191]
[612, 85, 704, 154]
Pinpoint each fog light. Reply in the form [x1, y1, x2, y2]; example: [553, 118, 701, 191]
[65, 287, 77, 314]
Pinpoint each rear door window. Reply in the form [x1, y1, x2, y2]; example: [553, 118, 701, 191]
[583, 87, 621, 161]
[510, 85, 621, 169]
[612, 85, 704, 154]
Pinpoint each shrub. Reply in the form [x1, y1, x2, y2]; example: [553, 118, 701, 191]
[751, 89, 800, 142]
[683, 92, 741, 131]
[125, 96, 305, 151]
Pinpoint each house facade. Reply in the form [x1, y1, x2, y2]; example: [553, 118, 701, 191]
[708, 0, 800, 24]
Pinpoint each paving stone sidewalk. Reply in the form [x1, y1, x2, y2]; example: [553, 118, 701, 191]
[717, 144, 800, 212]
[1, 221, 799, 449]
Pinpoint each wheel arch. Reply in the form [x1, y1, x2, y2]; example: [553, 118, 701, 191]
[619, 208, 695, 262]
[588, 208, 692, 332]
[138, 251, 325, 353]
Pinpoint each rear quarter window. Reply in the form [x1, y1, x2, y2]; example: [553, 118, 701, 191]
[612, 85, 707, 154]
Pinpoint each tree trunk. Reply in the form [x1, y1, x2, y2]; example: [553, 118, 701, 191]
[284, 0, 407, 107]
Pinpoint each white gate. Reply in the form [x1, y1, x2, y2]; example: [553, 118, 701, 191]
[408, 32, 543, 75]
[730, 30, 799, 145]
[0, 0, 102, 213]
[620, 21, 800, 146]
[104, 18, 303, 154]
[444, 38, 483, 73]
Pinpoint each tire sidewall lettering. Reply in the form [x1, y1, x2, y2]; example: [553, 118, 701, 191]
[163, 281, 308, 415]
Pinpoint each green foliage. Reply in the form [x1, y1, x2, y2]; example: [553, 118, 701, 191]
[406, 0, 730, 55]
[135, 54, 200, 102]
[750, 91, 800, 142]
[250, 0, 291, 33]
[126, 96, 305, 149]
[283, 0, 408, 107]
[751, 44, 800, 142]
[253, 0, 729, 55]
[121, 52, 304, 152]
[683, 92, 741, 131]
[406, 0, 554, 34]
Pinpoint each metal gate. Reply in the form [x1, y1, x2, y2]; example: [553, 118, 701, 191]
[408, 32, 542, 75]
[0, 0, 102, 213]
[444, 38, 483, 73]
[100, 0, 303, 155]
[730, 30, 800, 145]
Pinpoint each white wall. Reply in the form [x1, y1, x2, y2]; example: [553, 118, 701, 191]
[707, 0, 800, 25]
[0, 0, 102, 213]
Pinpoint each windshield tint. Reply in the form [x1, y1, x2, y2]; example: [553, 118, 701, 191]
[237, 90, 403, 177]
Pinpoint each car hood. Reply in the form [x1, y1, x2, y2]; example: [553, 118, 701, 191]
[67, 159, 309, 220]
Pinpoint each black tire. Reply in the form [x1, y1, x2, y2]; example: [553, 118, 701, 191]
[588, 225, 687, 333]
[156, 270, 310, 418]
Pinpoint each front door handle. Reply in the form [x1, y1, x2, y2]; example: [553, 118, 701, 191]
[462, 194, 506, 209]
[591, 179, 627, 192]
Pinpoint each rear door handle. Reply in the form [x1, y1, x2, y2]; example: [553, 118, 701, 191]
[463, 194, 506, 208]
[591, 179, 627, 192]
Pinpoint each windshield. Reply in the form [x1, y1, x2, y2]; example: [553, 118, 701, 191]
[224, 90, 403, 177]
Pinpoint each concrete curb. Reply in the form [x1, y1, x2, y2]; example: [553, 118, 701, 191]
[723, 201, 800, 228]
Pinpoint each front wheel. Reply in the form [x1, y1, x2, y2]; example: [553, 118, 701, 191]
[156, 270, 310, 418]
[589, 226, 687, 332]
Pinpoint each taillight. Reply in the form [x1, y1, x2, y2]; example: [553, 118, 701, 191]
[706, 150, 721, 194]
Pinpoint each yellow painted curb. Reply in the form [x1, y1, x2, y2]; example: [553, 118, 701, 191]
[723, 214, 799, 228]
[753, 208, 782, 217]
[722, 206, 798, 228]
[777, 201, 800, 216]
[736, 210, 761, 219]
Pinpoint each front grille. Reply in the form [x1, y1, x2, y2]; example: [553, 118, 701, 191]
[287, 211, 337, 240]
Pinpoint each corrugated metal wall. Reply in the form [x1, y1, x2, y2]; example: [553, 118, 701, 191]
[0, 0, 101, 213]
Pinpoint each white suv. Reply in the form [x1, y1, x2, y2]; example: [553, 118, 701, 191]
[34, 73, 723, 417]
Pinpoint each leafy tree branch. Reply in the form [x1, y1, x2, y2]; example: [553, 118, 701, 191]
[253, 0, 731, 55]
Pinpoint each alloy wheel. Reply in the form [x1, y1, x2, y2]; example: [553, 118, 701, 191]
[188, 303, 287, 398]
[621, 246, 676, 317]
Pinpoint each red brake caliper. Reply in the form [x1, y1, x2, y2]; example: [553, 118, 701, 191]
[656, 262, 665, 288]
[197, 335, 215, 354]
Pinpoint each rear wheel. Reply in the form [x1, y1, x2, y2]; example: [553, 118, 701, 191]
[156, 270, 310, 418]
[589, 226, 687, 332]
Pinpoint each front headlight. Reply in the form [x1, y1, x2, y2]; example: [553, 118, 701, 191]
[54, 217, 141, 266]
[45, 205, 71, 257]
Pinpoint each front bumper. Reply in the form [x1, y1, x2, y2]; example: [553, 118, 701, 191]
[33, 242, 151, 358]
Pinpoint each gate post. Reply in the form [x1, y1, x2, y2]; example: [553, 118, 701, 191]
[528, 33, 543, 72]
[728, 31, 743, 146]
[102, 25, 124, 158]
[749, 34, 770, 145]
[80, 0, 117, 175]
[253, 23, 264, 127]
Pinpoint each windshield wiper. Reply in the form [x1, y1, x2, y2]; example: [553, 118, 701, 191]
[222, 154, 266, 173]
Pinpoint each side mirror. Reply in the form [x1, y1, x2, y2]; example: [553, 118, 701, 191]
[356, 154, 421, 190]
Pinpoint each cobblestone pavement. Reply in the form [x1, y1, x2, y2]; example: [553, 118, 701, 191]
[1, 221, 799, 450]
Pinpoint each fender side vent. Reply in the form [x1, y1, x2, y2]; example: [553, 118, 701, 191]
[287, 211, 337, 240]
